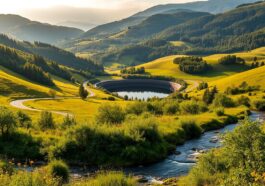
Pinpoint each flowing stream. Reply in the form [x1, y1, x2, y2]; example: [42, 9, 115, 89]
[122, 111, 265, 181]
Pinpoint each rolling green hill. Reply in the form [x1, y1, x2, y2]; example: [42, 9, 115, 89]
[0, 14, 84, 45]
[132, 47, 265, 82]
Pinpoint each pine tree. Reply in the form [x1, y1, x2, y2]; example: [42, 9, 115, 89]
[79, 84, 88, 100]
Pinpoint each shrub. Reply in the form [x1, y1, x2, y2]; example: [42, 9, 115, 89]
[215, 107, 225, 116]
[237, 95, 250, 107]
[126, 102, 147, 115]
[253, 100, 265, 111]
[213, 94, 235, 108]
[180, 100, 207, 114]
[79, 84, 88, 100]
[96, 104, 125, 124]
[46, 160, 69, 183]
[107, 96, 116, 101]
[61, 115, 76, 128]
[180, 120, 202, 140]
[146, 101, 164, 115]
[197, 82, 208, 90]
[17, 111, 32, 129]
[163, 102, 179, 115]
[218, 55, 245, 65]
[0, 107, 17, 136]
[38, 111, 55, 130]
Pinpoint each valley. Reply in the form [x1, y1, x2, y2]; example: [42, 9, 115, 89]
[0, 0, 265, 186]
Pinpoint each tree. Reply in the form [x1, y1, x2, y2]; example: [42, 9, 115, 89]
[79, 84, 88, 100]
[0, 107, 17, 136]
[61, 115, 76, 128]
[17, 111, 32, 129]
[38, 111, 55, 130]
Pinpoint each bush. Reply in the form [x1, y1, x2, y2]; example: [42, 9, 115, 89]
[38, 111, 55, 130]
[237, 95, 250, 107]
[17, 111, 32, 129]
[213, 94, 235, 108]
[215, 107, 225, 116]
[61, 115, 76, 128]
[163, 102, 179, 115]
[126, 102, 147, 115]
[253, 100, 265, 111]
[180, 120, 202, 140]
[218, 55, 245, 65]
[96, 104, 125, 124]
[0, 107, 17, 136]
[107, 96, 116, 101]
[180, 100, 207, 114]
[46, 160, 69, 183]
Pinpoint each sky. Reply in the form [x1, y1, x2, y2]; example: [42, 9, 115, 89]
[0, 0, 200, 30]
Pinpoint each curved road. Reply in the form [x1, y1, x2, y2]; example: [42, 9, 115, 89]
[10, 81, 95, 116]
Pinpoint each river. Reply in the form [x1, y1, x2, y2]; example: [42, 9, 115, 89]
[122, 111, 265, 181]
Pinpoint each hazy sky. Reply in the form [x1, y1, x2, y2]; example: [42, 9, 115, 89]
[0, 0, 201, 29]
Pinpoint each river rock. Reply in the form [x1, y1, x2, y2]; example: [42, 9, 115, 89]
[174, 151, 181, 155]
[136, 175, 149, 183]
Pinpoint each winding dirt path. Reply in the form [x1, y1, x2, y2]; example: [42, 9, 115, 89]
[9, 81, 95, 116]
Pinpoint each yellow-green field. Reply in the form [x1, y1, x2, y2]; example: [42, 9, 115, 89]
[131, 47, 265, 82]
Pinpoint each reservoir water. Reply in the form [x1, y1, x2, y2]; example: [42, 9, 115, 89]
[116, 91, 169, 100]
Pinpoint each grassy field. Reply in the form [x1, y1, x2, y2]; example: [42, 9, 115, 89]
[127, 47, 265, 82]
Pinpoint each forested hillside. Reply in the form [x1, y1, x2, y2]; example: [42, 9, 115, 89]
[0, 34, 104, 75]
[0, 45, 71, 85]
[0, 14, 84, 44]
[96, 1, 265, 66]
[77, 0, 257, 41]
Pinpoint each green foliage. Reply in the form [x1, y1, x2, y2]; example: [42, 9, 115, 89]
[180, 120, 202, 140]
[46, 160, 69, 183]
[237, 95, 251, 107]
[197, 82, 208, 90]
[96, 104, 125, 124]
[253, 100, 265, 111]
[218, 55, 245, 65]
[0, 107, 17, 136]
[79, 84, 88, 100]
[213, 94, 235, 108]
[121, 67, 145, 74]
[17, 111, 32, 129]
[163, 101, 179, 115]
[61, 115, 76, 129]
[70, 171, 137, 186]
[38, 111, 55, 130]
[225, 81, 260, 95]
[0, 169, 60, 186]
[180, 119, 265, 186]
[180, 100, 207, 114]
[202, 87, 217, 105]
[174, 56, 210, 74]
[52, 117, 167, 166]
[126, 102, 148, 115]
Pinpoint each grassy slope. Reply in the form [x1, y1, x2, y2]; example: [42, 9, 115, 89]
[0, 65, 78, 122]
[210, 65, 265, 91]
[134, 47, 265, 82]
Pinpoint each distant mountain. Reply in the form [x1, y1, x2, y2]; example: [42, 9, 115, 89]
[95, 1, 265, 66]
[0, 14, 84, 45]
[79, 0, 258, 40]
[0, 34, 103, 74]
[133, 0, 259, 17]
[122, 11, 210, 39]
